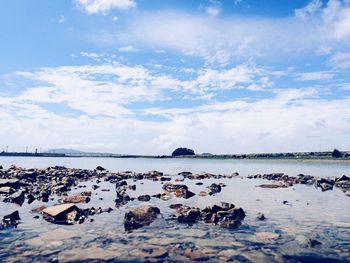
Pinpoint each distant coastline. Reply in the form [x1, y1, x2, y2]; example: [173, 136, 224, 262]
[1, 151, 350, 161]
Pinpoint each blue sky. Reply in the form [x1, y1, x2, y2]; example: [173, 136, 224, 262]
[0, 0, 350, 154]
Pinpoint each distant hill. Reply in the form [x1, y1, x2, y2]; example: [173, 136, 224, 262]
[44, 148, 85, 154]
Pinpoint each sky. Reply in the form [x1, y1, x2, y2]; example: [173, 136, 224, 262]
[0, 0, 350, 155]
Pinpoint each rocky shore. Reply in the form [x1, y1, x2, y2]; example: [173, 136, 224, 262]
[0, 164, 349, 262]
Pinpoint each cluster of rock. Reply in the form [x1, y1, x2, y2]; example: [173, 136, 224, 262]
[173, 202, 246, 229]
[124, 202, 246, 231]
[249, 173, 350, 196]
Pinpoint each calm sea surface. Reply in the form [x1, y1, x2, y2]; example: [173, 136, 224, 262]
[0, 156, 350, 177]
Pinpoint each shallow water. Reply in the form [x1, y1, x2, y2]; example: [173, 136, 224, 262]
[0, 166, 349, 262]
[1, 156, 350, 177]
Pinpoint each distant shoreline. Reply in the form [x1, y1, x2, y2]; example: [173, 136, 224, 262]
[1, 151, 350, 161]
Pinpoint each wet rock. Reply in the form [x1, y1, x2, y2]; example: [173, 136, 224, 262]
[160, 177, 171, 181]
[257, 212, 266, 221]
[42, 204, 85, 225]
[115, 191, 130, 207]
[178, 209, 200, 224]
[184, 248, 209, 261]
[137, 195, 151, 202]
[309, 238, 322, 247]
[220, 219, 241, 229]
[195, 182, 203, 185]
[170, 203, 183, 209]
[160, 193, 172, 201]
[0, 179, 20, 189]
[163, 183, 188, 192]
[95, 166, 106, 171]
[1, 211, 21, 229]
[128, 185, 136, 191]
[0, 186, 14, 195]
[198, 191, 208, 197]
[207, 183, 221, 195]
[27, 194, 35, 204]
[59, 194, 91, 204]
[174, 188, 196, 199]
[92, 184, 100, 190]
[124, 206, 161, 231]
[4, 191, 25, 205]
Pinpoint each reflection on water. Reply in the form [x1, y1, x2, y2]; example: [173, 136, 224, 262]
[1, 171, 349, 262]
[1, 156, 350, 176]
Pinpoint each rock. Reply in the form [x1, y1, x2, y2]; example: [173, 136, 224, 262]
[0, 186, 14, 195]
[257, 183, 285, 188]
[178, 209, 200, 224]
[184, 248, 209, 261]
[308, 238, 322, 247]
[95, 166, 106, 171]
[137, 195, 151, 202]
[160, 193, 172, 201]
[220, 219, 241, 229]
[59, 194, 91, 204]
[92, 185, 100, 190]
[219, 202, 235, 210]
[198, 191, 208, 197]
[170, 204, 183, 209]
[257, 212, 266, 220]
[163, 183, 188, 192]
[0, 179, 20, 189]
[124, 206, 161, 231]
[1, 211, 21, 229]
[160, 177, 171, 181]
[174, 188, 195, 199]
[195, 182, 203, 185]
[207, 183, 221, 195]
[27, 194, 35, 204]
[42, 204, 84, 225]
[5, 191, 25, 205]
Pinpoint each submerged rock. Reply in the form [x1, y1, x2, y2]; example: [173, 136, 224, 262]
[124, 206, 161, 231]
[137, 195, 151, 202]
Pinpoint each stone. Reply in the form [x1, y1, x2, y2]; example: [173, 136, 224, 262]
[207, 183, 221, 194]
[257, 212, 266, 220]
[42, 204, 83, 225]
[163, 183, 188, 192]
[0, 186, 14, 195]
[124, 206, 161, 231]
[137, 195, 151, 202]
[184, 248, 209, 261]
[95, 166, 106, 171]
[0, 179, 20, 189]
[1, 211, 21, 229]
[5, 191, 25, 205]
[178, 209, 200, 224]
[59, 194, 90, 204]
[198, 191, 208, 197]
[174, 188, 195, 199]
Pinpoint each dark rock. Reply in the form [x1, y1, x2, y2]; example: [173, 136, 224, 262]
[170, 204, 183, 209]
[207, 183, 221, 195]
[257, 212, 266, 220]
[5, 191, 25, 205]
[163, 183, 188, 192]
[174, 188, 196, 199]
[1, 211, 21, 229]
[309, 239, 322, 247]
[92, 185, 100, 190]
[178, 209, 200, 224]
[27, 194, 35, 204]
[0, 179, 20, 189]
[124, 206, 161, 231]
[195, 182, 203, 185]
[138, 195, 151, 202]
[95, 166, 106, 171]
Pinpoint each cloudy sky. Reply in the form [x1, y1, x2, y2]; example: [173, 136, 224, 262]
[1, 0, 350, 154]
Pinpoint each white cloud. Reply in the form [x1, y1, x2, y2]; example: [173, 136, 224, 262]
[74, 0, 136, 14]
[118, 45, 139, 52]
[329, 52, 350, 69]
[295, 0, 323, 19]
[295, 71, 335, 81]
[206, 6, 221, 16]
[96, 1, 350, 65]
